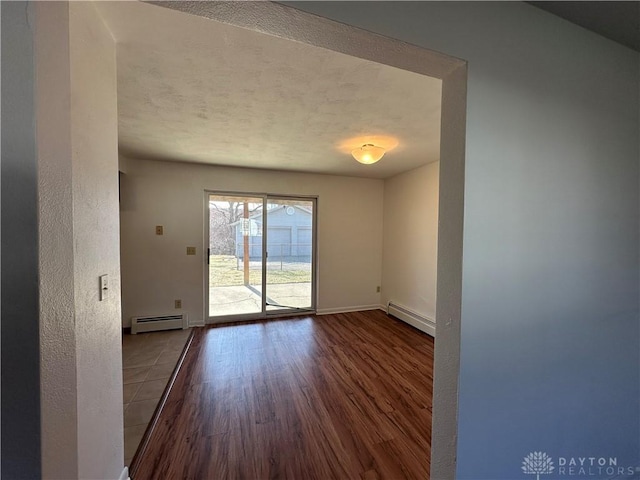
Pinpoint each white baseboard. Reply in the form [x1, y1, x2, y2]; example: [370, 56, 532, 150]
[119, 466, 130, 480]
[316, 304, 381, 315]
[386, 302, 436, 337]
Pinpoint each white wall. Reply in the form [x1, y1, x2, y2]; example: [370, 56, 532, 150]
[382, 162, 439, 322]
[36, 2, 124, 479]
[290, 2, 640, 478]
[69, 4, 123, 478]
[36, 3, 77, 477]
[120, 157, 384, 326]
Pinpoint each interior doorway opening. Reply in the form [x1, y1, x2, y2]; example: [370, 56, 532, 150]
[113, 1, 466, 476]
[207, 192, 317, 322]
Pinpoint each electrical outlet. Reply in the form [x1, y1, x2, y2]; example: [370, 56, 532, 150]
[376, 286, 381, 293]
[186, 246, 196, 255]
[175, 299, 182, 309]
[156, 225, 163, 235]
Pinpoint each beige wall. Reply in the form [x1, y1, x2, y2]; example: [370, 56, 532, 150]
[37, 2, 123, 478]
[120, 158, 384, 326]
[382, 162, 439, 322]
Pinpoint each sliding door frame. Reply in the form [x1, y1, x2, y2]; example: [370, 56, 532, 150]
[204, 191, 266, 324]
[264, 194, 318, 318]
[204, 190, 318, 324]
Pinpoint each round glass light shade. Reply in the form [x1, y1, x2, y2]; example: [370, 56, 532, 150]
[352, 144, 385, 164]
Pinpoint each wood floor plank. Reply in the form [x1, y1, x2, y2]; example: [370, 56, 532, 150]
[132, 310, 434, 480]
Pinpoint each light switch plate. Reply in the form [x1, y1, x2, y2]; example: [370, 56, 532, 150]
[186, 247, 196, 255]
[156, 225, 163, 235]
[99, 274, 108, 301]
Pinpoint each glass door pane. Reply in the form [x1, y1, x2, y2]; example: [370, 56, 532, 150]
[265, 197, 315, 313]
[208, 194, 265, 319]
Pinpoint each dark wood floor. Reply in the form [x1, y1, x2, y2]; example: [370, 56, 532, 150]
[131, 310, 434, 480]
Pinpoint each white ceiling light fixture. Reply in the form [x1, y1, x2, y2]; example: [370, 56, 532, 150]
[352, 144, 386, 165]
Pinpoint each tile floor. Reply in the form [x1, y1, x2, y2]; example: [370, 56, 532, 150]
[122, 328, 192, 465]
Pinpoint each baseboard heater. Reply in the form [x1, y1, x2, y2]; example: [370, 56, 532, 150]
[387, 302, 435, 337]
[131, 314, 188, 335]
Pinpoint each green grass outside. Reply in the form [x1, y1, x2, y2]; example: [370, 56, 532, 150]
[210, 255, 311, 287]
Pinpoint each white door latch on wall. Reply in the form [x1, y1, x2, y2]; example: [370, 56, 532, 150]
[99, 274, 109, 301]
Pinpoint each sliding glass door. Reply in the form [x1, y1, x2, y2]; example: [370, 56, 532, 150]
[208, 194, 264, 319]
[265, 197, 314, 313]
[207, 192, 316, 322]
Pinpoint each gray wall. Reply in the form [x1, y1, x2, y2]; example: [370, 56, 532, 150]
[1, 2, 42, 478]
[290, 2, 640, 478]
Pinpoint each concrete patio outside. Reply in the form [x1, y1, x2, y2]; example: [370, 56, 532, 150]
[209, 282, 312, 317]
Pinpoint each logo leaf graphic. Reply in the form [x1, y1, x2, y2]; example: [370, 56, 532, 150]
[522, 452, 554, 480]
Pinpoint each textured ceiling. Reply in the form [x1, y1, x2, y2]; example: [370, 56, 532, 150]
[97, 2, 442, 179]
